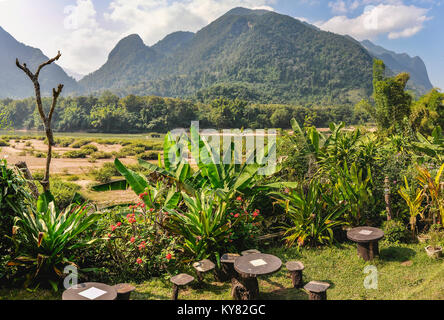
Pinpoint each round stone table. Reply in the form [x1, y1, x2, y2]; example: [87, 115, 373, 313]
[233, 253, 282, 300]
[347, 226, 384, 261]
[62, 282, 117, 300]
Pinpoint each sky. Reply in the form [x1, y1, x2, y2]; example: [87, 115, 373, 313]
[0, 0, 442, 89]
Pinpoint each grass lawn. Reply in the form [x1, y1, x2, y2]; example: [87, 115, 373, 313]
[1, 243, 442, 300]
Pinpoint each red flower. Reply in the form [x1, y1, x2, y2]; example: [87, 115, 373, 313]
[236, 196, 242, 201]
[116, 222, 122, 227]
[149, 208, 154, 212]
[130, 236, 135, 243]
[252, 212, 259, 218]
[140, 203, 146, 208]
[138, 241, 146, 250]
[234, 213, 239, 218]
[110, 225, 116, 231]
[136, 258, 143, 264]
[166, 253, 172, 260]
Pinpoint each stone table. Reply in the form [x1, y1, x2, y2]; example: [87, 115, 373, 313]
[62, 282, 117, 300]
[347, 226, 384, 261]
[233, 253, 282, 300]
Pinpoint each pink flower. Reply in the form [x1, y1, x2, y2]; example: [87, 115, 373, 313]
[130, 237, 135, 243]
[234, 213, 239, 218]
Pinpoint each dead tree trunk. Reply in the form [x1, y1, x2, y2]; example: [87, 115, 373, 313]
[16, 51, 64, 192]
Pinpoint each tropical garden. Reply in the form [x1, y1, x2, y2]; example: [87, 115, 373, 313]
[0, 59, 443, 300]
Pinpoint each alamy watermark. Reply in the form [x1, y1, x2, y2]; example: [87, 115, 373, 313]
[167, 121, 277, 175]
[363, 265, 378, 289]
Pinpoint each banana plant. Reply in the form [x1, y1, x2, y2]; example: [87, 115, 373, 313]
[412, 127, 444, 162]
[7, 195, 100, 289]
[398, 177, 425, 237]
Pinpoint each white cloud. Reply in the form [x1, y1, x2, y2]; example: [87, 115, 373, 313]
[316, 3, 430, 40]
[104, 0, 275, 46]
[53, 0, 119, 75]
[56, 0, 276, 74]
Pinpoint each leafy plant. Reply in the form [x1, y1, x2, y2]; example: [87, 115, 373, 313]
[332, 162, 374, 226]
[271, 179, 346, 248]
[8, 193, 100, 289]
[416, 163, 444, 225]
[398, 177, 425, 237]
[165, 190, 232, 263]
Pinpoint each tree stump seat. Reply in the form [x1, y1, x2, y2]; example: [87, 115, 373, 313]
[170, 273, 194, 300]
[113, 283, 136, 300]
[304, 281, 330, 300]
[241, 249, 261, 256]
[193, 259, 215, 282]
[285, 261, 305, 288]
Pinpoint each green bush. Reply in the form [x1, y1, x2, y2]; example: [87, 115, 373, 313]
[382, 219, 410, 244]
[70, 139, 92, 148]
[90, 151, 113, 159]
[49, 178, 83, 210]
[75, 207, 179, 283]
[66, 175, 80, 181]
[80, 144, 98, 154]
[139, 151, 159, 161]
[90, 162, 120, 183]
[32, 170, 44, 181]
[63, 150, 88, 158]
[0, 140, 9, 147]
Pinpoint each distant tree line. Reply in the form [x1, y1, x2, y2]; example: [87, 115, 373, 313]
[0, 91, 371, 133]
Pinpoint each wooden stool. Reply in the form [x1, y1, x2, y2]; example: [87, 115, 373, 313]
[113, 283, 136, 300]
[304, 281, 330, 300]
[241, 249, 261, 256]
[193, 259, 215, 282]
[170, 274, 194, 300]
[285, 261, 305, 288]
[219, 253, 240, 282]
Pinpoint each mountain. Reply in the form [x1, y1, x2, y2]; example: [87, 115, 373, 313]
[80, 7, 375, 105]
[361, 40, 433, 95]
[0, 26, 78, 99]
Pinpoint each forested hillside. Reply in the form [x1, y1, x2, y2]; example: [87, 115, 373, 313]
[79, 8, 374, 105]
[0, 26, 78, 99]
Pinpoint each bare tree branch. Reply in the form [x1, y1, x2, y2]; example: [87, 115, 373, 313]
[15, 51, 64, 193]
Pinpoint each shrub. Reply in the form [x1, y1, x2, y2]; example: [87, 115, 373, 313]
[77, 207, 179, 283]
[90, 151, 113, 159]
[0, 140, 9, 147]
[66, 175, 80, 181]
[90, 162, 120, 183]
[382, 219, 410, 244]
[70, 139, 92, 148]
[49, 178, 83, 210]
[32, 170, 44, 181]
[63, 150, 88, 158]
[139, 151, 159, 161]
[80, 144, 98, 155]
[118, 146, 145, 157]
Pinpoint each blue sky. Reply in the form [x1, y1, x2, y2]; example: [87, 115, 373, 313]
[0, 0, 442, 89]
